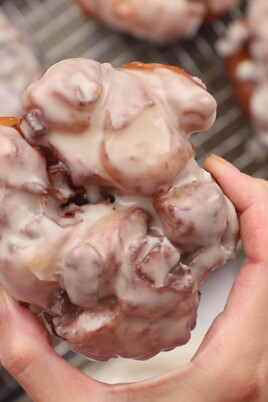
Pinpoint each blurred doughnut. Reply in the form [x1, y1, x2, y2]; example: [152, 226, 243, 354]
[0, 12, 42, 116]
[217, 0, 268, 149]
[75, 0, 241, 44]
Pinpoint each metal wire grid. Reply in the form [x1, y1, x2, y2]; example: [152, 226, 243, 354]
[0, 0, 266, 400]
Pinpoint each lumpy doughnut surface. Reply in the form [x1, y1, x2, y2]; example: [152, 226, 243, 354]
[0, 59, 239, 361]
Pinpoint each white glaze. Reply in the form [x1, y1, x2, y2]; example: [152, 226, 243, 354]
[22, 59, 217, 196]
[0, 59, 239, 361]
[0, 126, 50, 193]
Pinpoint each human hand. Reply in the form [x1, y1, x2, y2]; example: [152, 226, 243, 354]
[0, 155, 267, 402]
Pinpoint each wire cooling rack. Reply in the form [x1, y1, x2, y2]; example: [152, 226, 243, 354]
[0, 0, 266, 400]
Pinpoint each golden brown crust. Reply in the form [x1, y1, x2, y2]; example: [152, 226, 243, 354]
[122, 62, 196, 84]
[0, 116, 23, 127]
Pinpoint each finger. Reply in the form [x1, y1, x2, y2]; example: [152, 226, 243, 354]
[0, 286, 108, 402]
[204, 154, 268, 214]
[181, 259, 268, 401]
[204, 155, 268, 264]
[113, 157, 268, 401]
[187, 156, 268, 399]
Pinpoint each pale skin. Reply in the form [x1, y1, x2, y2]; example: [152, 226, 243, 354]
[0, 154, 267, 402]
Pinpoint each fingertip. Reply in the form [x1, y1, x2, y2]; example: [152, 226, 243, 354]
[204, 155, 260, 214]
[204, 154, 239, 177]
[204, 154, 240, 206]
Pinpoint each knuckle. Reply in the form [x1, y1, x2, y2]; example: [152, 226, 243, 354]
[1, 340, 34, 378]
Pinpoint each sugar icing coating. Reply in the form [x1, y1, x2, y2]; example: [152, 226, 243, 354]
[217, 0, 268, 147]
[75, 0, 240, 44]
[0, 59, 239, 361]
[0, 13, 42, 117]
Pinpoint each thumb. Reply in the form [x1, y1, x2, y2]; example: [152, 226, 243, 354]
[0, 286, 108, 402]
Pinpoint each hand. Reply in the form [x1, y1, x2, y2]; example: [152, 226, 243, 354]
[0, 155, 267, 402]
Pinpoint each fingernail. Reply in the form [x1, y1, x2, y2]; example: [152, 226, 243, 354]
[0, 286, 7, 325]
